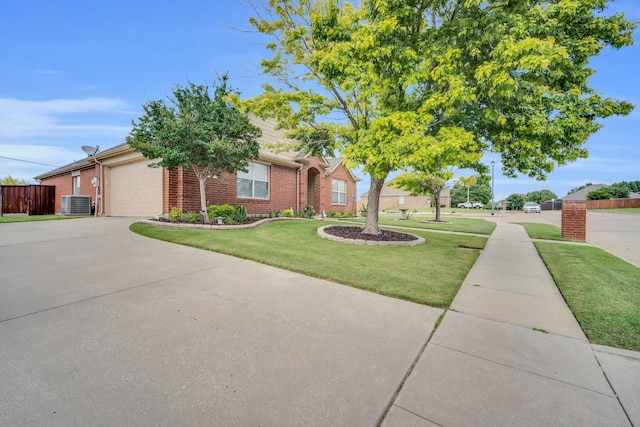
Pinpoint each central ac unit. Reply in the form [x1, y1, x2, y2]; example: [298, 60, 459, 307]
[61, 195, 92, 216]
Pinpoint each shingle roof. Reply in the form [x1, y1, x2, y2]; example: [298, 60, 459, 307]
[561, 184, 608, 201]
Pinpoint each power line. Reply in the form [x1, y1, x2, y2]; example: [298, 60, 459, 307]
[0, 155, 60, 168]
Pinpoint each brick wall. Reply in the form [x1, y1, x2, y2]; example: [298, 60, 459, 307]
[322, 162, 357, 215]
[561, 202, 586, 241]
[163, 157, 357, 216]
[168, 164, 299, 215]
[40, 165, 98, 213]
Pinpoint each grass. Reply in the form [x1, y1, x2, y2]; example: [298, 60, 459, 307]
[343, 215, 496, 235]
[0, 214, 82, 223]
[515, 222, 564, 240]
[535, 242, 640, 351]
[131, 219, 488, 308]
[596, 208, 640, 214]
[384, 207, 498, 215]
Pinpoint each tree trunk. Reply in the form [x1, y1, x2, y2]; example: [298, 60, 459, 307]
[198, 176, 210, 223]
[362, 175, 387, 235]
[434, 187, 442, 222]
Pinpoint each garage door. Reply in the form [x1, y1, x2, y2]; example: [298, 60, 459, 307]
[107, 160, 163, 217]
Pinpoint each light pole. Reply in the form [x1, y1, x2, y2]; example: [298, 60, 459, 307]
[491, 160, 495, 216]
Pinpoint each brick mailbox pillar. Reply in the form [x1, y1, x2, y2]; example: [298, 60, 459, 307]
[561, 202, 587, 241]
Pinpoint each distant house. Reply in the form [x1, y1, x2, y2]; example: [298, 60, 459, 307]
[34, 118, 359, 217]
[561, 184, 609, 201]
[552, 183, 640, 210]
[359, 181, 450, 211]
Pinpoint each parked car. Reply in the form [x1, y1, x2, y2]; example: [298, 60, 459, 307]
[523, 202, 541, 213]
[457, 202, 484, 209]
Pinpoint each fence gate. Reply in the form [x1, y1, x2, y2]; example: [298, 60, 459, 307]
[0, 185, 55, 216]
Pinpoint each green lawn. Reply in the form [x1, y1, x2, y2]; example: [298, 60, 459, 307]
[0, 214, 81, 223]
[595, 208, 640, 214]
[535, 242, 640, 351]
[131, 220, 487, 308]
[515, 222, 564, 240]
[343, 215, 496, 235]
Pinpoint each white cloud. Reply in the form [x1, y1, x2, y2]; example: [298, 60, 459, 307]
[0, 97, 131, 138]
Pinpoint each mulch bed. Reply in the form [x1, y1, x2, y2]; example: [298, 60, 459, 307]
[152, 217, 264, 225]
[323, 225, 419, 242]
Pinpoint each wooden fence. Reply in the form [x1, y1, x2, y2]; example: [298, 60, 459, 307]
[584, 198, 640, 210]
[0, 185, 56, 216]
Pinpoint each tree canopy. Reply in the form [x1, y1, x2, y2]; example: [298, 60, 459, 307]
[526, 189, 558, 203]
[451, 176, 491, 206]
[127, 74, 261, 222]
[245, 0, 634, 234]
[507, 193, 525, 210]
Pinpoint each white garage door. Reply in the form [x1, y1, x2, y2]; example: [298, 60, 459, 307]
[107, 160, 163, 217]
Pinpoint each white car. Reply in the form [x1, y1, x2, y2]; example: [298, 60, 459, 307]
[523, 202, 541, 213]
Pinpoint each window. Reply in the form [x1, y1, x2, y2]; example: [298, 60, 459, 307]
[237, 162, 269, 199]
[72, 173, 80, 195]
[332, 179, 346, 205]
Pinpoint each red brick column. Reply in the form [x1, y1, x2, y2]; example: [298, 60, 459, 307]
[562, 202, 587, 241]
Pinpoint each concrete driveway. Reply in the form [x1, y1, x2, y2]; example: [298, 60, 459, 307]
[0, 218, 442, 426]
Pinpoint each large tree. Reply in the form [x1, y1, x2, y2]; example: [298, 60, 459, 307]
[245, 0, 634, 235]
[127, 75, 261, 223]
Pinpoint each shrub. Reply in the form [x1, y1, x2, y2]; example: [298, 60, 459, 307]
[169, 207, 182, 222]
[359, 205, 368, 217]
[182, 212, 203, 223]
[207, 204, 236, 222]
[282, 208, 294, 217]
[233, 205, 247, 223]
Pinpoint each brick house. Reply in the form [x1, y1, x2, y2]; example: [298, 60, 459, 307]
[34, 118, 359, 217]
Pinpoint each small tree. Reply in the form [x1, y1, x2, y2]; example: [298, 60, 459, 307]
[451, 176, 491, 206]
[392, 170, 453, 222]
[507, 193, 525, 210]
[607, 182, 631, 199]
[586, 187, 613, 200]
[0, 175, 27, 185]
[127, 74, 261, 223]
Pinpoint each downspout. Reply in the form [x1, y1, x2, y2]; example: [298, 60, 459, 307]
[98, 159, 104, 215]
[91, 157, 104, 216]
[296, 165, 302, 212]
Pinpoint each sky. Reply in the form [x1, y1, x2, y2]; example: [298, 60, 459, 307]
[1, 0, 639, 201]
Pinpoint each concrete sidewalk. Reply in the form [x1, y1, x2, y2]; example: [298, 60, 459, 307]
[384, 221, 639, 426]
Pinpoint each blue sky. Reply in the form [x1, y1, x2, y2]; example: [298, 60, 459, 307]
[1, 0, 638, 200]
